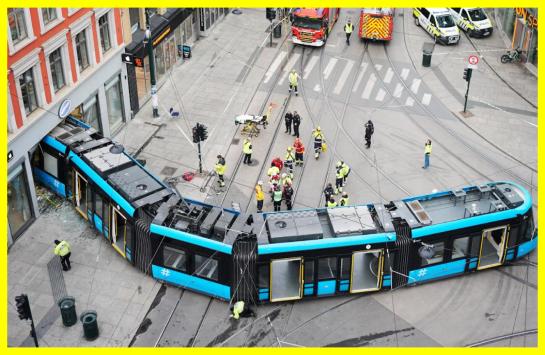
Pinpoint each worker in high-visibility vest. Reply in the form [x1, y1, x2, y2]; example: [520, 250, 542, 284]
[284, 146, 295, 176]
[273, 186, 283, 211]
[263, 102, 273, 129]
[327, 197, 337, 208]
[267, 163, 280, 192]
[281, 173, 292, 188]
[215, 155, 226, 187]
[340, 192, 349, 206]
[323, 183, 335, 207]
[255, 181, 265, 213]
[344, 18, 354, 45]
[422, 139, 432, 169]
[293, 138, 305, 166]
[340, 161, 351, 186]
[334, 166, 344, 195]
[230, 300, 255, 319]
[243, 138, 252, 165]
[288, 69, 300, 96]
[312, 127, 325, 159]
[54, 239, 72, 271]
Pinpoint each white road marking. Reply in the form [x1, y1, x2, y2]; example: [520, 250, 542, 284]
[278, 53, 301, 85]
[393, 83, 403, 98]
[333, 60, 355, 95]
[400, 68, 410, 80]
[422, 93, 432, 105]
[374, 64, 383, 71]
[303, 55, 319, 79]
[405, 97, 415, 106]
[383, 68, 394, 83]
[313, 84, 321, 92]
[352, 63, 368, 92]
[524, 120, 537, 127]
[263, 51, 286, 83]
[375, 89, 386, 102]
[410, 78, 421, 94]
[361, 74, 376, 99]
[323, 57, 338, 80]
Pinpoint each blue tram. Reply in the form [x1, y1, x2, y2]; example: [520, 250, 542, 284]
[33, 117, 537, 304]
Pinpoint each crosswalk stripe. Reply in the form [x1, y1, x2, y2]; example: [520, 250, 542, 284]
[393, 83, 403, 98]
[405, 97, 415, 106]
[374, 64, 383, 71]
[384, 68, 394, 83]
[422, 93, 432, 105]
[401, 68, 410, 80]
[361, 74, 376, 99]
[323, 58, 338, 80]
[303, 55, 319, 79]
[313, 84, 321, 92]
[410, 78, 421, 94]
[263, 52, 287, 83]
[278, 53, 301, 85]
[352, 63, 368, 92]
[333, 60, 354, 95]
[375, 88, 386, 102]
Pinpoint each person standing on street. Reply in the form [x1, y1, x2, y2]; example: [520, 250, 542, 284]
[281, 173, 292, 188]
[364, 120, 374, 148]
[263, 102, 273, 129]
[340, 192, 349, 206]
[323, 183, 335, 207]
[273, 186, 283, 211]
[283, 183, 294, 210]
[285, 111, 293, 134]
[344, 18, 354, 45]
[255, 181, 265, 213]
[340, 161, 351, 186]
[422, 139, 432, 169]
[215, 155, 226, 187]
[54, 239, 71, 271]
[327, 197, 338, 208]
[284, 146, 295, 176]
[334, 166, 344, 194]
[312, 126, 325, 159]
[288, 69, 300, 96]
[243, 138, 253, 164]
[267, 163, 280, 192]
[292, 111, 301, 137]
[294, 137, 305, 166]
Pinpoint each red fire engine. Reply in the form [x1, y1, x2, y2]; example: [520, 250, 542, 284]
[291, 8, 340, 47]
[359, 8, 395, 41]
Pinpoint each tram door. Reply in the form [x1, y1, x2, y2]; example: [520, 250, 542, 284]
[74, 171, 88, 220]
[350, 250, 384, 293]
[477, 226, 508, 270]
[270, 258, 303, 302]
[111, 206, 127, 258]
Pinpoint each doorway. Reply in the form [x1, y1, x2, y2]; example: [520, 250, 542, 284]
[74, 171, 88, 219]
[478, 226, 508, 270]
[111, 206, 126, 257]
[350, 250, 384, 293]
[270, 257, 303, 302]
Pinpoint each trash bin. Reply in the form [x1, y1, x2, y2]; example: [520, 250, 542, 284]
[58, 296, 77, 327]
[273, 21, 282, 38]
[80, 311, 99, 341]
[422, 42, 435, 67]
[182, 45, 191, 59]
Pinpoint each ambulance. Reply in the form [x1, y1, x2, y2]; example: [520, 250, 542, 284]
[449, 8, 493, 38]
[413, 8, 460, 45]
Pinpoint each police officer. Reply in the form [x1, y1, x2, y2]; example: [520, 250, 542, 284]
[273, 186, 283, 211]
[340, 192, 349, 206]
[285, 111, 293, 134]
[327, 197, 338, 208]
[283, 183, 294, 210]
[289, 69, 300, 95]
[284, 146, 295, 176]
[340, 161, 351, 186]
[54, 239, 71, 271]
[364, 120, 374, 148]
[243, 138, 252, 164]
[323, 183, 335, 207]
[292, 111, 301, 137]
[215, 155, 226, 187]
[255, 181, 265, 212]
[312, 126, 325, 159]
[293, 137, 305, 166]
[334, 166, 344, 194]
[344, 18, 354, 45]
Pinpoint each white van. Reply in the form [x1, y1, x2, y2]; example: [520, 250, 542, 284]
[449, 8, 493, 37]
[413, 8, 460, 45]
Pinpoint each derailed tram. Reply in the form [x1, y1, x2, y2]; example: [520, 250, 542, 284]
[33, 117, 537, 304]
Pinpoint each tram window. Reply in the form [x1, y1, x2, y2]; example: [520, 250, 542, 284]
[103, 203, 110, 233]
[258, 264, 269, 288]
[195, 254, 219, 281]
[318, 257, 337, 280]
[125, 222, 133, 252]
[67, 169, 74, 197]
[163, 245, 187, 272]
[95, 194, 103, 218]
[521, 214, 535, 242]
[43, 151, 59, 178]
[340, 257, 351, 280]
[508, 225, 519, 247]
[469, 234, 482, 257]
[452, 237, 470, 259]
[304, 260, 314, 283]
[420, 241, 444, 266]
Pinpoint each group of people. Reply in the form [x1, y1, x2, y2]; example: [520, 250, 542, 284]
[323, 160, 351, 208]
[263, 155, 295, 212]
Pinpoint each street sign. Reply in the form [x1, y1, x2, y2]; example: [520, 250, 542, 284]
[121, 53, 134, 65]
[468, 55, 479, 69]
[58, 99, 72, 119]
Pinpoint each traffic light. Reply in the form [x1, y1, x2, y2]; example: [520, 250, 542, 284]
[15, 294, 30, 320]
[463, 68, 473, 82]
[192, 126, 199, 143]
[197, 123, 208, 141]
[266, 8, 276, 21]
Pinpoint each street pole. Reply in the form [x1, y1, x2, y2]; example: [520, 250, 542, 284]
[30, 317, 39, 347]
[145, 9, 159, 118]
[197, 141, 203, 174]
[463, 80, 470, 113]
[270, 19, 273, 47]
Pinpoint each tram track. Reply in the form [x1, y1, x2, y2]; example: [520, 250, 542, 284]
[465, 328, 537, 347]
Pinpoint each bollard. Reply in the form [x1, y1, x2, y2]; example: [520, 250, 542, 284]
[58, 297, 77, 327]
[422, 42, 435, 67]
[273, 21, 282, 38]
[80, 311, 99, 341]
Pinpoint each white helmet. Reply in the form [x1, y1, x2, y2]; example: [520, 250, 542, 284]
[282, 173, 287, 179]
[258, 180, 263, 185]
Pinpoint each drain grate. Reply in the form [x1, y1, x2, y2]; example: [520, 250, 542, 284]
[47, 256, 67, 303]
[160, 166, 177, 176]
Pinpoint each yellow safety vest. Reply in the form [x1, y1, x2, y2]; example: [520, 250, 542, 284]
[345, 23, 354, 34]
[336, 169, 344, 179]
[243, 141, 252, 154]
[282, 176, 292, 186]
[425, 144, 432, 155]
[267, 166, 279, 177]
[327, 200, 338, 208]
[54, 241, 71, 256]
[289, 72, 298, 85]
[232, 301, 245, 320]
[215, 163, 226, 175]
[255, 185, 264, 201]
[340, 197, 349, 206]
[285, 151, 295, 161]
[341, 163, 350, 177]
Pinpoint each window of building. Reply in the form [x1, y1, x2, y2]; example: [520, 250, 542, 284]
[129, 8, 140, 33]
[8, 164, 34, 239]
[49, 48, 65, 92]
[105, 75, 125, 133]
[195, 254, 218, 280]
[42, 8, 58, 26]
[318, 257, 337, 280]
[75, 30, 90, 72]
[18, 68, 39, 116]
[9, 9, 28, 44]
[163, 245, 187, 272]
[98, 14, 112, 54]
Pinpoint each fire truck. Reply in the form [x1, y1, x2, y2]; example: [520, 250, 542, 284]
[291, 8, 340, 46]
[359, 8, 395, 41]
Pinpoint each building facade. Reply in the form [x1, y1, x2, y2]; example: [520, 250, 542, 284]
[496, 8, 538, 70]
[8, 8, 131, 245]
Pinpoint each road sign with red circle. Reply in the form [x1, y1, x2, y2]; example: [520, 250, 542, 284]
[468, 55, 479, 65]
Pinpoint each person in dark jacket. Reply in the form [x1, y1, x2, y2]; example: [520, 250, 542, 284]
[292, 111, 301, 137]
[284, 111, 293, 134]
[364, 120, 374, 148]
[283, 183, 294, 210]
[323, 183, 335, 207]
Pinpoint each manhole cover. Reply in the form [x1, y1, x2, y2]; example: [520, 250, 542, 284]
[160, 166, 177, 176]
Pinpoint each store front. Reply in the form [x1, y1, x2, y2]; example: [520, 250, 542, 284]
[8, 160, 37, 244]
[198, 8, 229, 37]
[497, 8, 537, 68]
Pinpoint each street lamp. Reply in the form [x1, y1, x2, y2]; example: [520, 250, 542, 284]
[145, 9, 159, 118]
